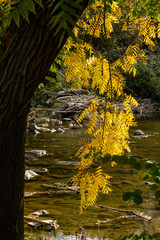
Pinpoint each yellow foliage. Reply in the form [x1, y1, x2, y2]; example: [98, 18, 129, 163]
[74, 167, 111, 213]
[157, 22, 160, 39]
[122, 14, 159, 50]
[64, 0, 159, 212]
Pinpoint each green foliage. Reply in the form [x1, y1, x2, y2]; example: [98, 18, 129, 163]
[110, 155, 160, 207]
[5, 0, 84, 46]
[125, 62, 160, 101]
[49, 0, 84, 42]
[131, 0, 160, 19]
[122, 189, 143, 205]
[7, 0, 43, 26]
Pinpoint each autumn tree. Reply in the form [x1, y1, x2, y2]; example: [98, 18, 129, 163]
[63, 0, 160, 211]
[0, 1, 89, 239]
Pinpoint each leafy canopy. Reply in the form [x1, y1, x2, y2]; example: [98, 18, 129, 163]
[63, 0, 160, 211]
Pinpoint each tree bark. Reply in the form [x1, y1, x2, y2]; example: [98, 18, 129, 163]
[0, 1, 89, 239]
[0, 104, 30, 240]
[0, 0, 89, 134]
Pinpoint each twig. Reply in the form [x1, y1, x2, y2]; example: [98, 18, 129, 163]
[94, 205, 152, 221]
[96, 215, 138, 224]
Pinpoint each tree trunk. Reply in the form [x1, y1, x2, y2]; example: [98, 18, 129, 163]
[0, 1, 89, 239]
[0, 104, 30, 240]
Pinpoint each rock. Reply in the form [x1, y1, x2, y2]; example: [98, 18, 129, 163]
[25, 150, 47, 157]
[28, 123, 37, 131]
[57, 128, 64, 133]
[28, 123, 50, 133]
[25, 170, 38, 180]
[62, 118, 72, 121]
[133, 129, 145, 136]
[51, 128, 56, 133]
[36, 117, 50, 123]
[69, 122, 83, 129]
[36, 126, 50, 133]
[27, 219, 59, 231]
[50, 119, 63, 125]
[38, 123, 49, 127]
[144, 182, 154, 186]
[33, 210, 49, 216]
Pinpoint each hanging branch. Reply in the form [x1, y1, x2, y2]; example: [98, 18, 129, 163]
[94, 205, 152, 222]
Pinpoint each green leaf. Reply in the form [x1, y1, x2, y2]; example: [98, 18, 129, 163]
[133, 194, 143, 205]
[154, 176, 160, 184]
[153, 233, 160, 239]
[66, 26, 77, 41]
[104, 4, 111, 13]
[61, 3, 79, 18]
[34, 0, 43, 8]
[54, 19, 67, 36]
[6, 12, 13, 26]
[24, 0, 36, 14]
[18, 2, 29, 22]
[122, 192, 132, 201]
[142, 172, 149, 180]
[140, 231, 152, 239]
[62, 12, 78, 28]
[68, 0, 82, 10]
[51, 0, 64, 15]
[131, 235, 139, 240]
[12, 7, 20, 27]
[145, 161, 154, 169]
[10, 0, 20, 6]
[83, 153, 91, 159]
[133, 162, 142, 170]
[58, 31, 65, 49]
[112, 155, 120, 162]
[150, 184, 158, 190]
[93, 152, 100, 159]
[101, 154, 111, 163]
[128, 234, 134, 238]
[88, 0, 95, 6]
[50, 10, 65, 28]
[118, 155, 129, 165]
[134, 189, 142, 195]
[155, 190, 160, 199]
[38, 83, 44, 88]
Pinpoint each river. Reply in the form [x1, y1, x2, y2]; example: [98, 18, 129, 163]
[25, 119, 160, 239]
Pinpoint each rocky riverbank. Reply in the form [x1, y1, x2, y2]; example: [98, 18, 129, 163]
[28, 90, 160, 133]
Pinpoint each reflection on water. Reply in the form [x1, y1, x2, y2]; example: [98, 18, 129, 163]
[25, 119, 160, 239]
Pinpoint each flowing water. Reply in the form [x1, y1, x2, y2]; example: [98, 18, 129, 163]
[25, 119, 160, 239]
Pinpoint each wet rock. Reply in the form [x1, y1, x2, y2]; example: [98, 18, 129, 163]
[144, 182, 154, 186]
[57, 128, 64, 133]
[50, 118, 63, 125]
[27, 219, 59, 231]
[33, 210, 49, 216]
[133, 129, 145, 136]
[34, 117, 50, 124]
[51, 128, 56, 133]
[38, 123, 49, 127]
[25, 149, 47, 157]
[28, 123, 37, 131]
[28, 123, 50, 133]
[63, 118, 72, 121]
[69, 122, 83, 129]
[25, 170, 38, 180]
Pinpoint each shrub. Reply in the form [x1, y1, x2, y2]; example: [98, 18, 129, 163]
[124, 62, 160, 101]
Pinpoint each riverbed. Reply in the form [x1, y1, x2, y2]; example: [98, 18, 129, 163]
[24, 119, 160, 239]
